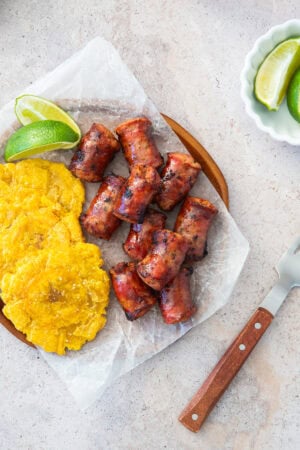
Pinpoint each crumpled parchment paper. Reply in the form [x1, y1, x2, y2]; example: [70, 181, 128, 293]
[0, 37, 249, 409]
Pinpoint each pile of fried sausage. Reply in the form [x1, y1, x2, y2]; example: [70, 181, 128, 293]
[70, 117, 218, 325]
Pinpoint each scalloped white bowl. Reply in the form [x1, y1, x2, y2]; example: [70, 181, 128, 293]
[241, 19, 300, 146]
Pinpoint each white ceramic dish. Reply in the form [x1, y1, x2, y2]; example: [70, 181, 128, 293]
[240, 19, 300, 145]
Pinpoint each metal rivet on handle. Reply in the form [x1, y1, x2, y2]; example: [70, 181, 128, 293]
[239, 344, 246, 351]
[254, 322, 262, 329]
[191, 413, 199, 421]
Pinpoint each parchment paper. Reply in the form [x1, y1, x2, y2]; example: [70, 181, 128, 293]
[0, 37, 249, 409]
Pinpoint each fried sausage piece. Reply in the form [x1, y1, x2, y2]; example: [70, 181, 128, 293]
[159, 267, 197, 324]
[137, 229, 188, 291]
[81, 174, 126, 240]
[114, 164, 161, 224]
[115, 117, 163, 170]
[110, 262, 157, 321]
[155, 153, 201, 211]
[123, 208, 167, 261]
[174, 196, 218, 261]
[70, 123, 121, 182]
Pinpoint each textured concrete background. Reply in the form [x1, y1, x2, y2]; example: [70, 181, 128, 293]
[0, 1, 299, 449]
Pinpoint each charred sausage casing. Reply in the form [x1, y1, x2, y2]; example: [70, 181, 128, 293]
[123, 208, 167, 261]
[159, 267, 197, 324]
[110, 262, 157, 321]
[115, 117, 163, 170]
[114, 164, 161, 224]
[174, 196, 218, 261]
[81, 174, 126, 240]
[155, 152, 201, 211]
[70, 123, 121, 182]
[137, 229, 188, 291]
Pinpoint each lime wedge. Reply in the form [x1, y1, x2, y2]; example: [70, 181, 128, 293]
[4, 120, 79, 162]
[287, 68, 300, 122]
[254, 38, 300, 110]
[15, 94, 81, 137]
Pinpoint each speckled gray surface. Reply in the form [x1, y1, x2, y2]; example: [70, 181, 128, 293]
[0, 1, 299, 449]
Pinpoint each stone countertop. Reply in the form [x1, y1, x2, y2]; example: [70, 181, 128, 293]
[0, 1, 299, 449]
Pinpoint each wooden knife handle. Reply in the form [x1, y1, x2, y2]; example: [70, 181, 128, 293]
[178, 307, 274, 432]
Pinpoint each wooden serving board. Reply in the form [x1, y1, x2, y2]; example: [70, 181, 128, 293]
[0, 116, 229, 348]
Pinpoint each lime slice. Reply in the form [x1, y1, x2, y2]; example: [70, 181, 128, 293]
[254, 38, 300, 110]
[287, 68, 300, 122]
[15, 94, 81, 137]
[4, 120, 79, 162]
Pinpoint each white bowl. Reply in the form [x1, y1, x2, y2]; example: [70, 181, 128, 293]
[240, 19, 300, 145]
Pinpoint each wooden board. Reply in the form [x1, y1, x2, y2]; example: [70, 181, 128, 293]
[0, 116, 229, 348]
